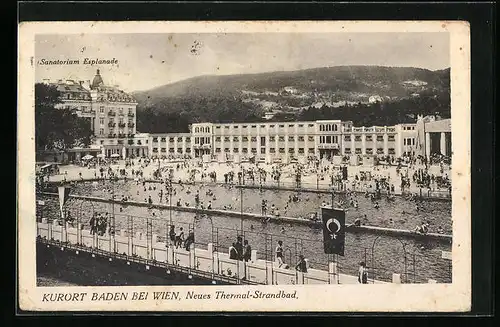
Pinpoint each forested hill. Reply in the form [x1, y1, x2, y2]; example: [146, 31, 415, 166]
[133, 66, 450, 133]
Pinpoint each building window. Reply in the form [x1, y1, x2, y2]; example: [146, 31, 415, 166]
[308, 124, 314, 127]
[195, 127, 199, 133]
[242, 137, 248, 142]
[242, 125, 247, 129]
[224, 126, 230, 129]
[195, 137, 199, 144]
[366, 148, 373, 154]
[366, 135, 373, 141]
[177, 148, 182, 153]
[298, 124, 304, 128]
[233, 148, 239, 153]
[298, 136, 304, 141]
[178, 137, 183, 142]
[355, 148, 362, 154]
[153, 148, 158, 153]
[388, 148, 395, 154]
[100, 140, 104, 145]
[160, 148, 166, 153]
[119, 108, 123, 115]
[224, 137, 230, 142]
[261, 148, 266, 154]
[251, 148, 257, 153]
[99, 118, 105, 125]
[161, 137, 166, 142]
[169, 137, 174, 142]
[185, 137, 191, 142]
[333, 136, 338, 143]
[251, 125, 256, 128]
[388, 135, 395, 141]
[288, 136, 294, 141]
[377, 136, 384, 141]
[260, 125, 266, 128]
[270, 125, 275, 128]
[326, 136, 332, 143]
[215, 137, 221, 142]
[279, 125, 284, 128]
[251, 137, 257, 142]
[216, 126, 221, 129]
[308, 136, 314, 142]
[215, 148, 221, 153]
[288, 124, 295, 128]
[153, 137, 158, 142]
[288, 148, 294, 153]
[233, 137, 239, 142]
[99, 128, 104, 135]
[377, 148, 384, 154]
[355, 136, 362, 141]
[99, 106, 105, 113]
[270, 148, 276, 153]
[186, 148, 191, 153]
[344, 148, 351, 154]
[234, 125, 239, 129]
[224, 148, 230, 153]
[242, 148, 248, 153]
[278, 136, 285, 142]
[169, 148, 174, 153]
[270, 136, 275, 142]
[298, 148, 304, 154]
[344, 135, 351, 141]
[279, 148, 285, 153]
[308, 148, 315, 154]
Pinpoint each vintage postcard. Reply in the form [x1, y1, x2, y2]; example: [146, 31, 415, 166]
[18, 21, 471, 312]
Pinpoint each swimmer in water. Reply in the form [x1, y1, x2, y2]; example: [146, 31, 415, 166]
[280, 227, 285, 233]
[250, 224, 254, 230]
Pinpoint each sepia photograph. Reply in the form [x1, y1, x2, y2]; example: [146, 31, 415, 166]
[18, 21, 471, 312]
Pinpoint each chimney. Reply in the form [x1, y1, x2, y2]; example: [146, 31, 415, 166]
[42, 79, 50, 85]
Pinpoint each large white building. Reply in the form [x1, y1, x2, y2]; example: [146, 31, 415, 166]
[46, 69, 149, 160]
[143, 119, 431, 164]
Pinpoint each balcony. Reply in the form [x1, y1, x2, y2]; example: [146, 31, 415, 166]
[118, 123, 126, 128]
[387, 127, 396, 132]
[108, 123, 116, 127]
[118, 134, 126, 138]
[108, 111, 116, 116]
[107, 134, 117, 138]
[127, 133, 134, 138]
[128, 113, 135, 117]
[128, 123, 135, 127]
[317, 144, 339, 150]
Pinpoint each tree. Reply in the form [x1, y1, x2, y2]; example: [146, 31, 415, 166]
[35, 83, 93, 151]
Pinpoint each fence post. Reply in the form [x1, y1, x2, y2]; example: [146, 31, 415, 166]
[328, 262, 338, 284]
[392, 273, 401, 284]
[428, 279, 437, 284]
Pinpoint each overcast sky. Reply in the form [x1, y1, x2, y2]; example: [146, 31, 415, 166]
[35, 33, 449, 92]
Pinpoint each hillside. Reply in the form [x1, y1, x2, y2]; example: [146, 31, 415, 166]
[132, 66, 450, 132]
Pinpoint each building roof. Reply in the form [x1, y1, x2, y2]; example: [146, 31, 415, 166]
[91, 69, 104, 89]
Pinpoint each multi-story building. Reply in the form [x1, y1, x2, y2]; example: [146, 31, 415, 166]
[186, 120, 419, 163]
[46, 69, 148, 160]
[148, 133, 192, 158]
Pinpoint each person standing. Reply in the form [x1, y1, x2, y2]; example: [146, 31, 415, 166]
[243, 240, 252, 262]
[276, 240, 284, 268]
[295, 255, 307, 273]
[234, 236, 244, 261]
[358, 262, 368, 284]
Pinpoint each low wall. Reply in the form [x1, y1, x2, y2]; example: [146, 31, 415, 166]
[38, 220, 444, 285]
[40, 192, 452, 242]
